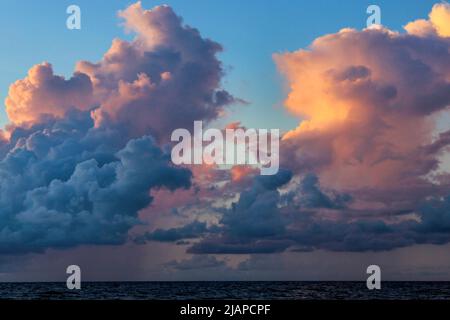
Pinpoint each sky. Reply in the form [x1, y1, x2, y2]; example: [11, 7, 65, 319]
[0, 0, 450, 282]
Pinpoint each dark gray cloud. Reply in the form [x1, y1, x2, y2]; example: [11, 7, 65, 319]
[155, 171, 450, 254]
[185, 171, 354, 254]
[286, 196, 450, 252]
[281, 194, 450, 252]
[283, 173, 352, 209]
[415, 196, 450, 235]
[0, 109, 191, 254]
[135, 221, 209, 243]
[187, 239, 293, 254]
[184, 169, 294, 254]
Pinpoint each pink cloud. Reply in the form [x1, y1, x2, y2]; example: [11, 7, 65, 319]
[5, 62, 94, 126]
[405, 3, 450, 37]
[275, 7, 450, 209]
[5, 2, 236, 143]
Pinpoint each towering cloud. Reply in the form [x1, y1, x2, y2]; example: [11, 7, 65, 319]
[275, 3, 450, 198]
[77, 2, 235, 141]
[6, 2, 235, 141]
[5, 63, 94, 125]
[405, 3, 450, 37]
[0, 109, 192, 254]
[265, 3, 450, 251]
[0, 2, 234, 254]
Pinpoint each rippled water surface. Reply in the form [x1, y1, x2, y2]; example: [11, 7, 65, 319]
[1, 282, 450, 300]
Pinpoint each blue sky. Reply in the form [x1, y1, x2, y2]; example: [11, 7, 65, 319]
[0, 0, 438, 130]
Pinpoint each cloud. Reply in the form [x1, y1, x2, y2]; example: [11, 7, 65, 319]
[181, 171, 450, 253]
[230, 165, 258, 183]
[415, 195, 450, 235]
[264, 5, 450, 252]
[135, 221, 209, 243]
[5, 63, 94, 125]
[6, 2, 236, 143]
[2, 1, 450, 259]
[405, 3, 450, 37]
[186, 169, 294, 254]
[0, 112, 191, 254]
[220, 169, 291, 239]
[188, 239, 292, 254]
[286, 195, 450, 252]
[283, 173, 352, 209]
[275, 7, 450, 210]
[186, 171, 357, 254]
[130, 2, 450, 256]
[134, 169, 295, 254]
[0, 2, 241, 254]
[77, 2, 237, 141]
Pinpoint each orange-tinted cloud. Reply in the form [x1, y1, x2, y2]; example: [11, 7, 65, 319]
[230, 165, 258, 183]
[275, 24, 450, 197]
[5, 62, 94, 126]
[405, 3, 450, 37]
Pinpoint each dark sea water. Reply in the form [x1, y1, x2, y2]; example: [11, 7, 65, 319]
[1, 282, 450, 300]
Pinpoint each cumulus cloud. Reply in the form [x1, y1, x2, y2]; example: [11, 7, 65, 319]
[6, 2, 236, 142]
[275, 9, 450, 205]
[262, 3, 450, 252]
[187, 169, 293, 254]
[181, 171, 357, 254]
[183, 173, 450, 253]
[5, 63, 94, 125]
[133, 169, 295, 254]
[405, 3, 450, 37]
[286, 195, 450, 252]
[0, 111, 191, 254]
[77, 2, 236, 141]
[0, 2, 239, 254]
[135, 220, 210, 243]
[283, 173, 352, 209]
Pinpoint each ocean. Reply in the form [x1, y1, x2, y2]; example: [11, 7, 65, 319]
[1, 281, 450, 300]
